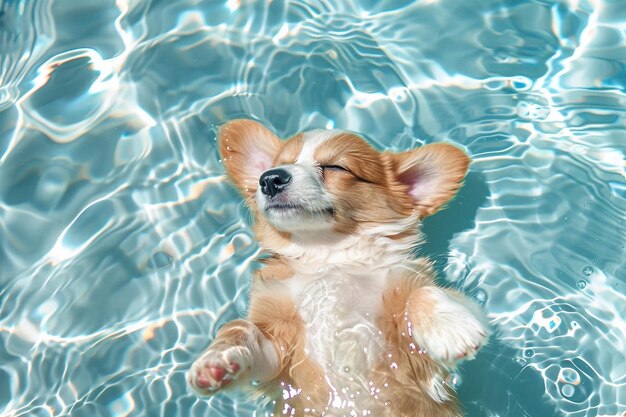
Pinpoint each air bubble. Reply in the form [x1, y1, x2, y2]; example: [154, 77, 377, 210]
[558, 367, 581, 385]
[524, 349, 534, 357]
[576, 280, 587, 289]
[389, 87, 408, 103]
[448, 372, 462, 388]
[561, 384, 575, 398]
[582, 266, 593, 276]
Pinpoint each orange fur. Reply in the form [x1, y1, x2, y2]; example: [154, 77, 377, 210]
[389, 144, 470, 217]
[190, 120, 487, 417]
[276, 133, 305, 165]
[375, 263, 462, 417]
[247, 284, 329, 411]
[219, 119, 283, 196]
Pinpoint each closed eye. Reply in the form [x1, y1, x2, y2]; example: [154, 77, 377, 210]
[321, 165, 350, 173]
[321, 164, 375, 184]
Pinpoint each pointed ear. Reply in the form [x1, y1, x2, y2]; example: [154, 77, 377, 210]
[391, 143, 470, 217]
[219, 119, 282, 196]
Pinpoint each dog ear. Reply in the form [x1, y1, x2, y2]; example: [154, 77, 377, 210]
[219, 120, 282, 196]
[391, 143, 470, 217]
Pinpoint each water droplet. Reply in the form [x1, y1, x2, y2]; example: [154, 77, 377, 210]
[524, 349, 534, 357]
[576, 280, 587, 289]
[448, 372, 462, 387]
[558, 367, 581, 385]
[251, 379, 261, 386]
[384, 400, 392, 406]
[390, 362, 398, 370]
[582, 266, 593, 276]
[343, 366, 350, 373]
[474, 289, 488, 305]
[561, 383, 575, 398]
[516, 358, 527, 366]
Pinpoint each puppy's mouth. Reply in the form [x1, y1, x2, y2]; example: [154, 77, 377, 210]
[265, 203, 333, 216]
[265, 203, 304, 212]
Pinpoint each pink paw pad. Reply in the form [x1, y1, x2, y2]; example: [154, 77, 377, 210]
[196, 373, 212, 389]
[454, 343, 482, 360]
[209, 366, 226, 381]
[193, 361, 242, 391]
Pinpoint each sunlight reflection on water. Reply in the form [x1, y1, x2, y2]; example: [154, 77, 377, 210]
[0, 1, 625, 416]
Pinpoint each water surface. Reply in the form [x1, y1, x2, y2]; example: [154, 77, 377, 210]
[1, 1, 625, 416]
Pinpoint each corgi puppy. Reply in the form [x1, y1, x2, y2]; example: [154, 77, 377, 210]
[189, 119, 489, 417]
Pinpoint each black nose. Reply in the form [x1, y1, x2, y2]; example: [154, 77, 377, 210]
[259, 168, 292, 197]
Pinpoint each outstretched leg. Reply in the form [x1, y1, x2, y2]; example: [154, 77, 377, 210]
[188, 319, 280, 394]
[406, 286, 489, 366]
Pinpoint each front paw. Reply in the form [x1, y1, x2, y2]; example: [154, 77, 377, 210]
[410, 289, 489, 364]
[188, 345, 251, 394]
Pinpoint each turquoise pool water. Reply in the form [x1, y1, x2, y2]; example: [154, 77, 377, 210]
[1, 0, 625, 416]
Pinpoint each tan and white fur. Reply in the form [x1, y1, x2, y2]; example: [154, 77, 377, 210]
[189, 120, 489, 417]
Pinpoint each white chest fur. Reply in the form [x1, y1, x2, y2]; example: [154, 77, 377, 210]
[285, 268, 387, 376]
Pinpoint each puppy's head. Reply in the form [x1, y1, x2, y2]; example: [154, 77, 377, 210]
[219, 119, 469, 241]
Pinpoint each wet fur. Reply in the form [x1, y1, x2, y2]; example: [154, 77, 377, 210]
[189, 119, 489, 417]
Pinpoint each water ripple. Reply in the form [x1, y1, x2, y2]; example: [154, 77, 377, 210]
[0, 1, 54, 110]
[1, 1, 625, 417]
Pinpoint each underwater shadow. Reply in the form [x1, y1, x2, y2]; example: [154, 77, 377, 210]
[459, 337, 565, 417]
[416, 172, 564, 416]
[419, 170, 489, 276]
